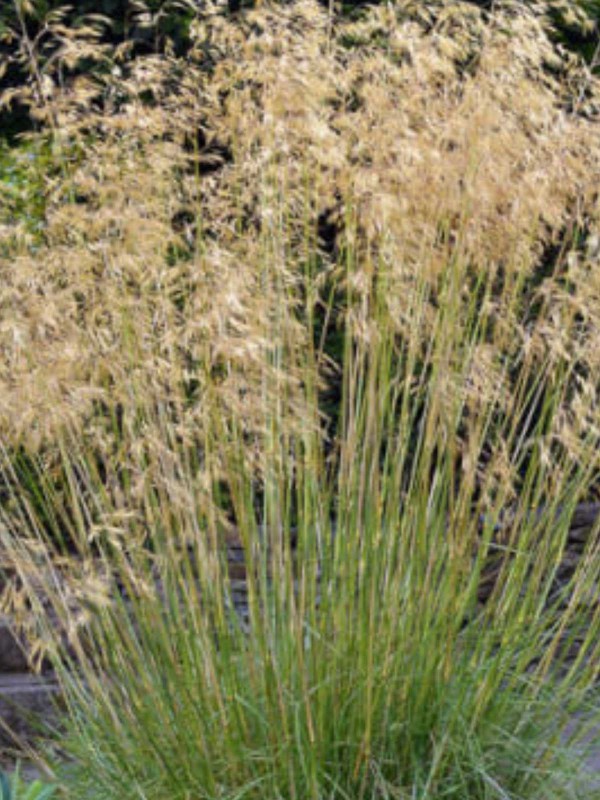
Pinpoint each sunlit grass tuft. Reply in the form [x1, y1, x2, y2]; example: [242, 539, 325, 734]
[0, 1, 599, 798]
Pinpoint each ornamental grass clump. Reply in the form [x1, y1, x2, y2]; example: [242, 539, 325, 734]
[0, 1, 600, 798]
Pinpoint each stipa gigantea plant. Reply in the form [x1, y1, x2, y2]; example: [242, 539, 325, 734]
[0, 1, 600, 799]
[3, 213, 600, 800]
[4, 195, 600, 800]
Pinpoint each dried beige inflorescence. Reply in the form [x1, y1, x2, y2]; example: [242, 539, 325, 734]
[0, 0, 598, 488]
